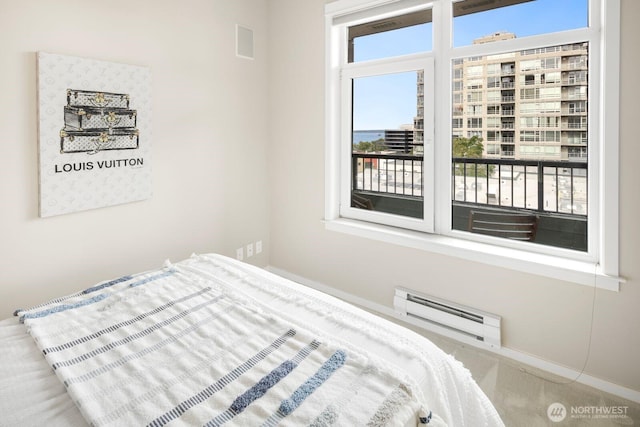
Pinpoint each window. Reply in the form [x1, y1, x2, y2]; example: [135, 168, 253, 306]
[467, 91, 482, 102]
[487, 105, 500, 115]
[568, 102, 587, 114]
[544, 72, 561, 84]
[466, 117, 482, 128]
[566, 55, 588, 69]
[567, 116, 588, 129]
[325, 0, 621, 289]
[466, 78, 483, 89]
[487, 63, 500, 75]
[487, 144, 500, 155]
[519, 130, 560, 142]
[520, 102, 561, 114]
[520, 116, 560, 128]
[567, 70, 588, 84]
[541, 57, 560, 70]
[468, 104, 483, 115]
[520, 59, 541, 72]
[566, 86, 588, 100]
[466, 65, 483, 77]
[486, 117, 500, 128]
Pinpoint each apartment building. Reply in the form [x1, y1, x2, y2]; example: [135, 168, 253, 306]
[415, 32, 589, 161]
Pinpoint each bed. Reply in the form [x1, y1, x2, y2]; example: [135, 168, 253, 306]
[0, 253, 503, 426]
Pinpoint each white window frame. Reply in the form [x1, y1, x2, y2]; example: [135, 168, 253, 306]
[340, 55, 435, 232]
[324, 0, 622, 291]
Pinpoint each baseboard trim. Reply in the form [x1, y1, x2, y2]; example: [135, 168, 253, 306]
[266, 265, 640, 404]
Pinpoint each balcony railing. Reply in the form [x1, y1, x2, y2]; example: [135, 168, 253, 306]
[352, 153, 588, 216]
[352, 153, 423, 198]
[351, 152, 588, 250]
[452, 157, 587, 215]
[562, 123, 588, 130]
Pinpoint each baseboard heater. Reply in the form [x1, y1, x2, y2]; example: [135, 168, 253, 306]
[394, 287, 501, 348]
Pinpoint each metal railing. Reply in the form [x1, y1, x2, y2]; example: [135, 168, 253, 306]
[352, 153, 423, 197]
[452, 157, 587, 215]
[352, 152, 588, 216]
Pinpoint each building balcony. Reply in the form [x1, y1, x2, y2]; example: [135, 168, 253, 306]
[562, 123, 588, 130]
[563, 138, 588, 145]
[567, 153, 588, 161]
[561, 108, 587, 115]
[562, 79, 588, 86]
[562, 63, 588, 71]
[351, 153, 588, 251]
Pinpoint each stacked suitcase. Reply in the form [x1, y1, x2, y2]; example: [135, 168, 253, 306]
[59, 89, 139, 154]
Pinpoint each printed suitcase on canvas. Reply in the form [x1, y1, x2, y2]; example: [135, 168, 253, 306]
[66, 89, 130, 109]
[64, 106, 137, 131]
[60, 128, 139, 154]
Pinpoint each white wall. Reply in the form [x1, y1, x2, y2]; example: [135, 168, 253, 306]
[0, 0, 270, 316]
[267, 0, 640, 395]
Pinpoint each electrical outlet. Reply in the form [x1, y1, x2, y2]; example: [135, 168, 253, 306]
[255, 240, 263, 254]
[236, 247, 244, 261]
[246, 243, 254, 258]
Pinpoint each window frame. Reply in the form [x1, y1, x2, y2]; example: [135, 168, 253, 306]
[324, 0, 622, 291]
[340, 55, 435, 232]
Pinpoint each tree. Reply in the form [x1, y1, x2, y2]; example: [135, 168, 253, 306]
[452, 136, 490, 177]
[354, 138, 387, 153]
[453, 135, 484, 158]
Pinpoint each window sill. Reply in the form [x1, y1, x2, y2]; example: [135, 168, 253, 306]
[324, 218, 622, 291]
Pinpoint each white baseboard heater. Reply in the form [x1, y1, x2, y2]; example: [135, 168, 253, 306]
[394, 287, 501, 348]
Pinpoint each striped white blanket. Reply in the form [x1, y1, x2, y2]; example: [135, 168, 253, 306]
[17, 255, 433, 426]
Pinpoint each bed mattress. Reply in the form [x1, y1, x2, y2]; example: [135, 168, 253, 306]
[0, 254, 503, 426]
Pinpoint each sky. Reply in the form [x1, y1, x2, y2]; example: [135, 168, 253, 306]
[352, 0, 588, 131]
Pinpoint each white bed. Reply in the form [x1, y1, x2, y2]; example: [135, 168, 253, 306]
[0, 254, 503, 426]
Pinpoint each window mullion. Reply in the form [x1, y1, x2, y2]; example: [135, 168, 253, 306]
[433, 0, 453, 234]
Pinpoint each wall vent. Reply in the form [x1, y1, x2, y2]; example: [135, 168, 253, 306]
[394, 287, 501, 348]
[236, 25, 254, 60]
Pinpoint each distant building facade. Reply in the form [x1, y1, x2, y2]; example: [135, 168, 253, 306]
[416, 32, 589, 161]
[353, 129, 420, 154]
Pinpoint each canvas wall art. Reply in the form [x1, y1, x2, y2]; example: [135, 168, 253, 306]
[37, 52, 152, 217]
